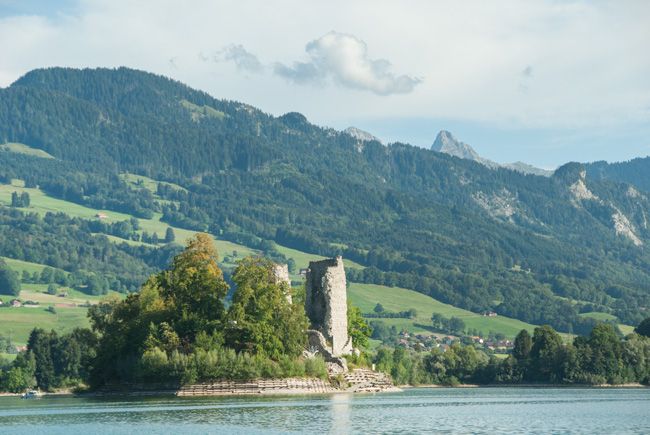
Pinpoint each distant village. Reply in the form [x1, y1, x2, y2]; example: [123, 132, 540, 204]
[394, 330, 514, 355]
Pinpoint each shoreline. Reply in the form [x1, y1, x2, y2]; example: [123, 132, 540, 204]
[404, 382, 649, 389]
[2, 382, 647, 398]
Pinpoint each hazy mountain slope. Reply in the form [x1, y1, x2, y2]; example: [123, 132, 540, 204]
[586, 157, 650, 193]
[1, 67, 649, 333]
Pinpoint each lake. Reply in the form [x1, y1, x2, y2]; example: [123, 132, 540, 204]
[0, 387, 648, 434]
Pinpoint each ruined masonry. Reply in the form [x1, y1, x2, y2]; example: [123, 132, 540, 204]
[272, 263, 292, 304]
[305, 256, 353, 357]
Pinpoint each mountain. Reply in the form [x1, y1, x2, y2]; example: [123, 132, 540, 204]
[431, 130, 553, 176]
[343, 127, 381, 144]
[1, 67, 649, 334]
[586, 157, 650, 193]
[432, 130, 488, 163]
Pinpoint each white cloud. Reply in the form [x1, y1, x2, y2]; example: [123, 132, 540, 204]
[213, 44, 264, 74]
[0, 0, 648, 163]
[273, 32, 421, 95]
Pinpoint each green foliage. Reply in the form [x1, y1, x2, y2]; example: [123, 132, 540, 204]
[0, 259, 21, 296]
[10, 191, 30, 207]
[20, 327, 96, 391]
[635, 317, 650, 338]
[512, 329, 532, 361]
[157, 233, 229, 338]
[164, 227, 176, 243]
[369, 323, 650, 387]
[227, 257, 308, 358]
[3, 366, 34, 392]
[430, 313, 466, 335]
[347, 302, 372, 350]
[0, 207, 180, 293]
[84, 236, 319, 388]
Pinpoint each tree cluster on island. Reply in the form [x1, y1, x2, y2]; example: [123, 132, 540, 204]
[0, 235, 342, 392]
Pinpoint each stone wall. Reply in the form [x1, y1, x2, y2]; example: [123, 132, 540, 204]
[305, 256, 352, 356]
[272, 263, 292, 304]
[177, 378, 337, 396]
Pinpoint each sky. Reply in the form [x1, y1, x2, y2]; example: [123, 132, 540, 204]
[0, 0, 649, 168]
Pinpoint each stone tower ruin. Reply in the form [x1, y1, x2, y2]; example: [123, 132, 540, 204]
[272, 263, 292, 304]
[305, 256, 353, 356]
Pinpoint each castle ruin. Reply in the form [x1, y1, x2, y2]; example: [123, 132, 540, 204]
[272, 263, 292, 304]
[305, 256, 353, 357]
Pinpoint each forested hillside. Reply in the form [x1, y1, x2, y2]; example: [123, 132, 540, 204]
[586, 157, 650, 193]
[1, 67, 649, 334]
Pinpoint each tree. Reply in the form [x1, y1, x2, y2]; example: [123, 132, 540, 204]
[374, 303, 385, 314]
[635, 317, 650, 338]
[287, 258, 296, 274]
[431, 313, 445, 330]
[27, 329, 57, 390]
[40, 267, 55, 284]
[21, 192, 30, 207]
[158, 233, 229, 337]
[448, 317, 466, 335]
[348, 302, 372, 350]
[513, 329, 532, 361]
[9, 191, 30, 207]
[226, 256, 307, 358]
[587, 323, 623, 383]
[164, 227, 176, 243]
[0, 260, 21, 296]
[3, 366, 33, 392]
[529, 325, 563, 382]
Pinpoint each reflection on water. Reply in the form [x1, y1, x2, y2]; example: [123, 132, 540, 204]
[0, 388, 649, 434]
[330, 393, 351, 435]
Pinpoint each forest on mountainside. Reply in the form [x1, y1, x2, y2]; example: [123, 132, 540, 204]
[1, 67, 650, 333]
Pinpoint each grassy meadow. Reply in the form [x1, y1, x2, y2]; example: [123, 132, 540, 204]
[0, 307, 90, 346]
[0, 142, 55, 159]
[348, 283, 536, 339]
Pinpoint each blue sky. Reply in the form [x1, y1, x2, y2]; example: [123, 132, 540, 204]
[0, 0, 77, 18]
[1, 0, 648, 168]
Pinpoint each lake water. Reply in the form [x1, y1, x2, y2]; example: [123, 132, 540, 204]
[0, 387, 648, 434]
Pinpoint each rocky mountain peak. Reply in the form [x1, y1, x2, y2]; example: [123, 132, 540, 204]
[343, 127, 381, 144]
[431, 130, 482, 161]
[432, 130, 552, 176]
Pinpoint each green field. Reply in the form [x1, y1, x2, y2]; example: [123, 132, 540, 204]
[579, 312, 618, 322]
[0, 181, 138, 222]
[0, 179, 256, 252]
[619, 324, 636, 335]
[0, 353, 17, 362]
[0, 142, 55, 159]
[2, 257, 66, 276]
[18, 284, 123, 304]
[0, 179, 351, 270]
[180, 99, 226, 121]
[348, 283, 536, 339]
[120, 172, 187, 194]
[0, 307, 90, 346]
[274, 244, 364, 271]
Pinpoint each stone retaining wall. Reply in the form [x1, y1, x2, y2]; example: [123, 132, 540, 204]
[177, 378, 337, 396]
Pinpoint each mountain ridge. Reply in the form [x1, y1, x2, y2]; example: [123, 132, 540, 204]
[431, 130, 554, 177]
